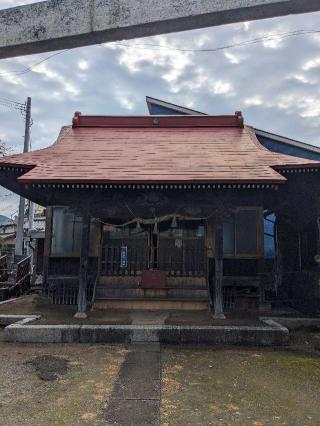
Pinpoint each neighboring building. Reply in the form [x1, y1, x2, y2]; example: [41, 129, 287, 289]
[0, 219, 16, 262]
[146, 97, 320, 161]
[147, 97, 320, 254]
[0, 205, 45, 273]
[0, 214, 11, 224]
[27, 204, 46, 277]
[0, 110, 319, 317]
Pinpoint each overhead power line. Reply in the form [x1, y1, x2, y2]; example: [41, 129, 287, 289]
[112, 29, 320, 52]
[0, 49, 69, 77]
[0, 96, 34, 126]
[0, 97, 26, 112]
[0, 28, 318, 78]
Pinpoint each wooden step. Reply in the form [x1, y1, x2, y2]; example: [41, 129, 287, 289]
[96, 287, 208, 299]
[98, 276, 207, 289]
[94, 298, 208, 311]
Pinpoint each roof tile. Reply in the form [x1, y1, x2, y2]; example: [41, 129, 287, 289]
[0, 116, 319, 184]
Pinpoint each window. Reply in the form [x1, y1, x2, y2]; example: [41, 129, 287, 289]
[51, 208, 82, 255]
[223, 222, 235, 255]
[264, 213, 276, 258]
[51, 207, 101, 256]
[223, 209, 260, 257]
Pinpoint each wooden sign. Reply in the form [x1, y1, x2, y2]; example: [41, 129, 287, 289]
[141, 270, 167, 289]
[120, 246, 128, 268]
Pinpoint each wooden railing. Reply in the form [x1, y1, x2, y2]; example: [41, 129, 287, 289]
[101, 238, 206, 277]
[158, 238, 206, 277]
[9, 256, 31, 296]
[101, 240, 149, 276]
[0, 255, 8, 283]
[0, 256, 31, 301]
[47, 278, 94, 305]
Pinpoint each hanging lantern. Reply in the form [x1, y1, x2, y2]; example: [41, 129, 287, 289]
[170, 215, 178, 229]
[153, 220, 159, 235]
[135, 220, 142, 233]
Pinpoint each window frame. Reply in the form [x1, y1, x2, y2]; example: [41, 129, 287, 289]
[50, 206, 101, 257]
[222, 207, 264, 259]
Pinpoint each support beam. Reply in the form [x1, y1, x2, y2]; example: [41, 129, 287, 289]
[42, 206, 52, 294]
[1, 0, 320, 59]
[316, 216, 320, 270]
[213, 220, 225, 319]
[74, 215, 91, 319]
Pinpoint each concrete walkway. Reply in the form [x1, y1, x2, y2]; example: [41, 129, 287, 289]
[130, 311, 168, 326]
[103, 344, 161, 426]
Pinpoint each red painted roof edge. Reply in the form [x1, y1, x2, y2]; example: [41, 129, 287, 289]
[72, 112, 244, 128]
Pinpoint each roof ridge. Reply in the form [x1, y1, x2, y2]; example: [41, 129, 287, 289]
[72, 112, 244, 128]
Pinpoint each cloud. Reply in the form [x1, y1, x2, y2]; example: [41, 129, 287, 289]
[0, 1, 320, 215]
[212, 81, 233, 95]
[302, 57, 320, 71]
[224, 51, 241, 64]
[244, 97, 263, 106]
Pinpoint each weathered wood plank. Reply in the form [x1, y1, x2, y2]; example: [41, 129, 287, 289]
[213, 220, 225, 319]
[75, 215, 91, 318]
[42, 206, 52, 291]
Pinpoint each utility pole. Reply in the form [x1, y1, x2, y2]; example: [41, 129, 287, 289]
[15, 97, 31, 257]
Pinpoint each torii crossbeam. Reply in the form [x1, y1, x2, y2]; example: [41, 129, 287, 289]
[1, 0, 320, 59]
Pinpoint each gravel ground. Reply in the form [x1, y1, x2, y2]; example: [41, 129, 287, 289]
[0, 334, 126, 425]
[1, 332, 320, 425]
[1, 296, 320, 425]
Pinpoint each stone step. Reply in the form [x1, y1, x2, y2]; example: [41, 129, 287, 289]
[96, 287, 208, 299]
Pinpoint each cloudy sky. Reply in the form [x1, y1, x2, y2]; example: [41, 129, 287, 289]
[0, 1, 320, 216]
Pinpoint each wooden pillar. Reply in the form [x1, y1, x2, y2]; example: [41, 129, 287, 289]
[42, 206, 52, 295]
[213, 220, 225, 319]
[316, 216, 320, 270]
[74, 215, 91, 319]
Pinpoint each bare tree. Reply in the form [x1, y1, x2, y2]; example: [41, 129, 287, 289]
[0, 139, 11, 156]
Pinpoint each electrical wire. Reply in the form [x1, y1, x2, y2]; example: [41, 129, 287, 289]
[0, 97, 25, 108]
[0, 29, 319, 78]
[0, 97, 28, 125]
[109, 29, 320, 52]
[0, 96, 32, 152]
[0, 98, 26, 114]
[0, 49, 70, 77]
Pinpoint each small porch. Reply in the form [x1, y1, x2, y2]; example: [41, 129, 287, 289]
[1, 294, 271, 326]
[42, 201, 266, 317]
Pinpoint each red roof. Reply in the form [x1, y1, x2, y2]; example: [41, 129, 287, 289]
[0, 113, 319, 185]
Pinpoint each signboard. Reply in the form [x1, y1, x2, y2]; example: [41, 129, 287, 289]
[120, 246, 128, 268]
[141, 270, 167, 289]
